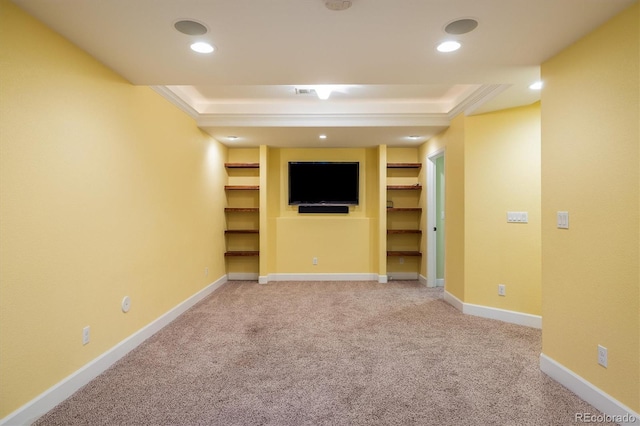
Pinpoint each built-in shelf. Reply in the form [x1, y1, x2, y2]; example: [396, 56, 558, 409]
[387, 185, 422, 190]
[224, 159, 260, 278]
[387, 251, 422, 257]
[224, 229, 259, 234]
[387, 163, 422, 169]
[224, 162, 259, 168]
[387, 229, 422, 234]
[224, 185, 259, 190]
[224, 251, 260, 257]
[387, 207, 422, 212]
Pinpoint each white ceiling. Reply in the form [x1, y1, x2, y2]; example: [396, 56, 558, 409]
[14, 0, 636, 147]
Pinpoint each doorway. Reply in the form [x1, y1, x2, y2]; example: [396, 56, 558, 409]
[427, 150, 445, 288]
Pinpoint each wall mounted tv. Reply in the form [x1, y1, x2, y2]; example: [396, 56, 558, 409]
[288, 161, 360, 206]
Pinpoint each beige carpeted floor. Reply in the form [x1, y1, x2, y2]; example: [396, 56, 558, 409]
[35, 280, 613, 425]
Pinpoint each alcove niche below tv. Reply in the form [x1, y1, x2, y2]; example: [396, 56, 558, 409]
[288, 161, 359, 214]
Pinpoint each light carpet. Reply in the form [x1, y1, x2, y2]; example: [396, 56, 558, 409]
[35, 280, 613, 425]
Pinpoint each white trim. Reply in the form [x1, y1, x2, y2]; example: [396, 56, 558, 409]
[265, 273, 378, 282]
[227, 272, 259, 281]
[0, 275, 228, 426]
[443, 290, 464, 312]
[378, 275, 388, 284]
[448, 84, 510, 118]
[435, 278, 445, 287]
[387, 272, 419, 281]
[418, 274, 428, 286]
[426, 149, 445, 291]
[198, 113, 450, 128]
[540, 354, 640, 425]
[258, 276, 268, 285]
[464, 303, 542, 329]
[443, 291, 542, 329]
[150, 86, 199, 119]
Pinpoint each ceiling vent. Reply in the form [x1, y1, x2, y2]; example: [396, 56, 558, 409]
[295, 88, 314, 95]
[325, 1, 352, 11]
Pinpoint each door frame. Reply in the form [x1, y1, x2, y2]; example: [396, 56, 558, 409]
[426, 148, 445, 288]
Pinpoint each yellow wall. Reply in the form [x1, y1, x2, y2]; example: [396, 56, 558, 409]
[421, 115, 466, 299]
[541, 2, 639, 411]
[268, 148, 377, 275]
[0, 1, 227, 417]
[465, 104, 541, 315]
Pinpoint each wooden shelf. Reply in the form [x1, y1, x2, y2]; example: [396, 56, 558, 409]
[225, 229, 259, 234]
[387, 185, 422, 190]
[387, 207, 422, 212]
[225, 162, 259, 168]
[387, 229, 422, 234]
[224, 207, 259, 212]
[224, 185, 259, 190]
[387, 163, 421, 169]
[387, 251, 422, 257]
[224, 251, 260, 257]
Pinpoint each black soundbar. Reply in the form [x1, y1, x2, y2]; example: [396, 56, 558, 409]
[298, 205, 349, 214]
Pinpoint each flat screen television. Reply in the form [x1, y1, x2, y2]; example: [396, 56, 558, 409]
[288, 161, 359, 205]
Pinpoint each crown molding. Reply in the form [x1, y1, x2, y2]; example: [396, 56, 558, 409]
[447, 84, 510, 119]
[153, 83, 510, 130]
[196, 113, 450, 128]
[150, 86, 199, 119]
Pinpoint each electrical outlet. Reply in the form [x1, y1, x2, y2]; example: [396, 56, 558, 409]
[498, 284, 506, 296]
[598, 345, 608, 368]
[312, 257, 318, 265]
[82, 326, 90, 345]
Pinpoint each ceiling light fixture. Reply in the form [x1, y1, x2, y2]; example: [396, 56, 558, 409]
[408, 135, 421, 140]
[529, 81, 544, 90]
[437, 40, 461, 53]
[319, 134, 327, 139]
[227, 136, 239, 141]
[190, 42, 215, 53]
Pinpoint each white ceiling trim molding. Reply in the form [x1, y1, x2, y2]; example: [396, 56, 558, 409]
[151, 86, 199, 119]
[196, 113, 450, 128]
[448, 84, 511, 119]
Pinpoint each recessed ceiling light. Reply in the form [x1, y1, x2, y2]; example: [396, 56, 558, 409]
[529, 81, 544, 90]
[319, 134, 327, 139]
[227, 136, 238, 141]
[408, 135, 421, 140]
[190, 42, 215, 53]
[437, 41, 461, 53]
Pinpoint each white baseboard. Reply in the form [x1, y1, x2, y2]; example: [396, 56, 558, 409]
[378, 275, 388, 283]
[436, 278, 445, 287]
[418, 274, 428, 286]
[0, 275, 228, 426]
[258, 275, 268, 284]
[540, 354, 640, 425]
[265, 273, 379, 282]
[443, 291, 542, 329]
[227, 272, 259, 281]
[443, 290, 464, 311]
[387, 272, 419, 281]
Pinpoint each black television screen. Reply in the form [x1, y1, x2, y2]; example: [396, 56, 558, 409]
[288, 162, 359, 205]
